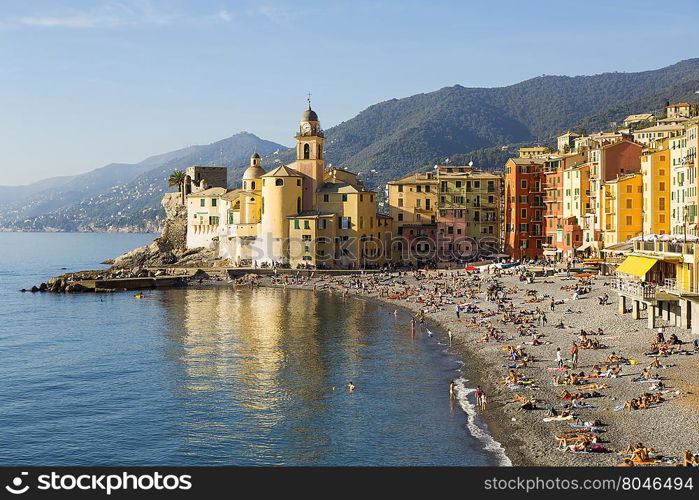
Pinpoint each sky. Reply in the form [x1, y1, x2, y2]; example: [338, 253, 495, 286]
[1, 0, 698, 186]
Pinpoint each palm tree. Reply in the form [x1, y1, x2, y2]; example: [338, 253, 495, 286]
[168, 170, 186, 203]
[168, 170, 185, 189]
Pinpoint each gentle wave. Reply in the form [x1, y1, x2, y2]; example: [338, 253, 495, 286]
[454, 377, 512, 466]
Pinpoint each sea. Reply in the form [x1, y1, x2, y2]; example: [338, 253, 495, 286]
[0, 232, 509, 466]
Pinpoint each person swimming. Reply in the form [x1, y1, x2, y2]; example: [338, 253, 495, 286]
[348, 382, 355, 392]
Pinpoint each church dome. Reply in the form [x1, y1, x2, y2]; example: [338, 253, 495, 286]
[301, 106, 318, 121]
[243, 164, 266, 179]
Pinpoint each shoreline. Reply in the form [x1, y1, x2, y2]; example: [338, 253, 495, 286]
[230, 268, 698, 466]
[33, 265, 699, 466]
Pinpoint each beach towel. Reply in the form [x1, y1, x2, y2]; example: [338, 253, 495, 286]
[544, 415, 574, 422]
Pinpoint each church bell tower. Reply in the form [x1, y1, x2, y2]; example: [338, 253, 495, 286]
[295, 99, 325, 208]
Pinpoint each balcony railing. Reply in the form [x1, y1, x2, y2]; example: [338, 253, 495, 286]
[611, 279, 656, 300]
[660, 278, 699, 296]
[633, 240, 696, 255]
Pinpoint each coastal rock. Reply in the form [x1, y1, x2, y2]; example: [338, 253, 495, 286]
[112, 239, 176, 269]
[64, 283, 90, 293]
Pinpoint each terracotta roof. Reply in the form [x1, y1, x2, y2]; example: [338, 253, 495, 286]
[508, 157, 546, 165]
[187, 187, 227, 198]
[221, 189, 242, 201]
[318, 182, 375, 194]
[262, 165, 304, 177]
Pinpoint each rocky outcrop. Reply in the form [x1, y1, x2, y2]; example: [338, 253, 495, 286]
[111, 192, 218, 269]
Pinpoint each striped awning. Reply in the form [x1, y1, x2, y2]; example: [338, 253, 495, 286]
[615, 256, 657, 277]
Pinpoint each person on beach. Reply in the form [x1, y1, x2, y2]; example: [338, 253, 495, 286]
[556, 347, 563, 369]
[449, 380, 456, 400]
[571, 343, 579, 369]
[448, 329, 453, 345]
[455, 304, 460, 319]
[550, 299, 555, 312]
[411, 318, 416, 337]
[475, 385, 486, 410]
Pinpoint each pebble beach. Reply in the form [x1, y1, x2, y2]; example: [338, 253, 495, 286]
[234, 266, 699, 466]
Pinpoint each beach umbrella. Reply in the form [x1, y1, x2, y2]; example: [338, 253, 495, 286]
[465, 266, 478, 271]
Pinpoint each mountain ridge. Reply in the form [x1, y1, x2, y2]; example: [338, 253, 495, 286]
[2, 58, 699, 232]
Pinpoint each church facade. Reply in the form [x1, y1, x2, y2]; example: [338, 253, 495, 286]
[186, 105, 393, 268]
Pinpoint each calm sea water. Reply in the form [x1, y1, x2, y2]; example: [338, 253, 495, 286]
[0, 232, 505, 466]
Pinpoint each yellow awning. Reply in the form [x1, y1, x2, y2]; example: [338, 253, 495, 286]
[615, 256, 657, 277]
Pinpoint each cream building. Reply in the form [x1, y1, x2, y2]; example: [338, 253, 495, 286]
[670, 123, 698, 235]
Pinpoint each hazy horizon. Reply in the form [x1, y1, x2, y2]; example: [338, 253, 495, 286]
[2, 0, 698, 186]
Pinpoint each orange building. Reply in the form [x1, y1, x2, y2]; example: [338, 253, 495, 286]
[504, 157, 546, 260]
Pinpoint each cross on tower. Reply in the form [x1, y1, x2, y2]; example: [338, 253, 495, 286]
[307, 91, 312, 108]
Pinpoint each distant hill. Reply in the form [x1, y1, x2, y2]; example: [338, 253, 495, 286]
[0, 133, 284, 232]
[2, 58, 699, 232]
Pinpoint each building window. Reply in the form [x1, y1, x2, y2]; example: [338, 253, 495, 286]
[294, 220, 300, 229]
[275, 179, 284, 186]
[200, 199, 205, 207]
[251, 181, 256, 190]
[342, 194, 348, 202]
[304, 220, 310, 230]
[323, 194, 329, 202]
[303, 144, 310, 159]
[398, 198, 403, 207]
[398, 185, 403, 193]
[211, 198, 217, 207]
[398, 213, 403, 221]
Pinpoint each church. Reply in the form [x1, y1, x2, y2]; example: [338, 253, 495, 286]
[185, 104, 393, 268]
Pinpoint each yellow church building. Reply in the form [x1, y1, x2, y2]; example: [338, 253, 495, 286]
[186, 104, 392, 268]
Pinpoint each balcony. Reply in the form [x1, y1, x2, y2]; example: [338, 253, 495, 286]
[611, 279, 656, 301]
[633, 240, 695, 255]
[660, 278, 699, 296]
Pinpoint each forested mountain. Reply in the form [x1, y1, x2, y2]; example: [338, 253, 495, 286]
[2, 58, 699, 231]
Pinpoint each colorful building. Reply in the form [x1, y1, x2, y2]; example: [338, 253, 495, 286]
[435, 166, 501, 262]
[386, 171, 438, 265]
[504, 157, 546, 260]
[186, 104, 391, 268]
[600, 172, 643, 247]
[640, 139, 671, 235]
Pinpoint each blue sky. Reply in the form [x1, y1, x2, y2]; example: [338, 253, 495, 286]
[1, 0, 698, 185]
